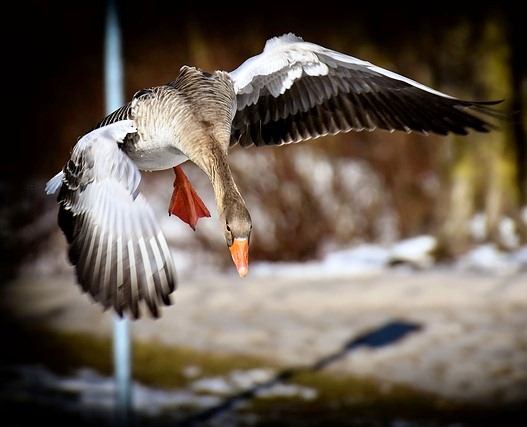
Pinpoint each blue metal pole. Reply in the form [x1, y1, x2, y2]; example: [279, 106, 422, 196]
[104, 0, 132, 425]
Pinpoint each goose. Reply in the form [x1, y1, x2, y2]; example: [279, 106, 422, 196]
[46, 32, 504, 319]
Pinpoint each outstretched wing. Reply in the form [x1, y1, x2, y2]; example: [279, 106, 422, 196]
[46, 120, 177, 319]
[228, 33, 504, 148]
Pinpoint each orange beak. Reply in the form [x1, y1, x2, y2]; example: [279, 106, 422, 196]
[229, 237, 249, 277]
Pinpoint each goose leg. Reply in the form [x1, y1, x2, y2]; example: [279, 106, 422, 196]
[168, 165, 211, 230]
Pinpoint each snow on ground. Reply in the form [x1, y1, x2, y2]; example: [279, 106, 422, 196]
[250, 235, 439, 278]
[0, 364, 316, 424]
[1, 236, 526, 423]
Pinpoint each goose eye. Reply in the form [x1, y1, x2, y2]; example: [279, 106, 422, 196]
[226, 224, 231, 233]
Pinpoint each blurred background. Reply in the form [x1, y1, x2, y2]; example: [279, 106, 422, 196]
[4, 1, 527, 277]
[1, 1, 526, 426]
[3, 1, 526, 281]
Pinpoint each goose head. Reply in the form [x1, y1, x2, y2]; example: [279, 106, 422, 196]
[220, 202, 252, 277]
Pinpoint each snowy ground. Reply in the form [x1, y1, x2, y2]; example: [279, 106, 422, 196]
[1, 236, 526, 425]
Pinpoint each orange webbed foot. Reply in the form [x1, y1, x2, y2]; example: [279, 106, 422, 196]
[168, 165, 211, 230]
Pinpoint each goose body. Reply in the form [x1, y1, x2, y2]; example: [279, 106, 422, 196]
[99, 67, 236, 171]
[46, 33, 503, 318]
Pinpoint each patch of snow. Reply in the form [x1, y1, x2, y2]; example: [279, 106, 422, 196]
[190, 368, 317, 400]
[390, 235, 437, 267]
[455, 243, 527, 275]
[0, 364, 316, 421]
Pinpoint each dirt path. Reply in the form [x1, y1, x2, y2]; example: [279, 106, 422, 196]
[2, 267, 526, 405]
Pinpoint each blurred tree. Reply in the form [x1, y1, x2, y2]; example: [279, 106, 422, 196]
[435, 13, 527, 257]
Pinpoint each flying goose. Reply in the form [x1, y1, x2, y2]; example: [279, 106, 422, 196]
[46, 33, 504, 319]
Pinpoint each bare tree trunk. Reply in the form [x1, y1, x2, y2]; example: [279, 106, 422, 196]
[506, 7, 527, 207]
[437, 17, 527, 259]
